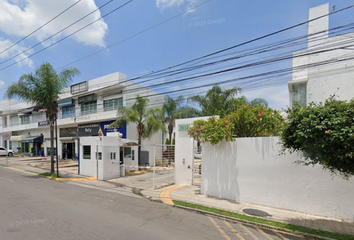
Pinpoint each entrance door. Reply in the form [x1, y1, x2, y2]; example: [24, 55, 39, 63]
[62, 142, 75, 160]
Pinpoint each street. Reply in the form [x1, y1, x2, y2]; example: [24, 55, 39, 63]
[0, 167, 303, 240]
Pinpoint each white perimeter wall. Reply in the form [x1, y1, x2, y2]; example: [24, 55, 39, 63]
[201, 137, 354, 221]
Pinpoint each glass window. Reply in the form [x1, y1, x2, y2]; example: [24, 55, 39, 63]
[62, 105, 75, 118]
[110, 152, 116, 160]
[132, 150, 135, 160]
[23, 143, 30, 153]
[292, 83, 307, 107]
[103, 98, 123, 111]
[20, 115, 30, 124]
[83, 146, 91, 159]
[71, 82, 88, 94]
[81, 101, 97, 115]
[46, 147, 57, 155]
[124, 147, 131, 158]
[96, 152, 102, 160]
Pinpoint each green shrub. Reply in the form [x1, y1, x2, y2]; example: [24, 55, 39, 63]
[281, 99, 354, 178]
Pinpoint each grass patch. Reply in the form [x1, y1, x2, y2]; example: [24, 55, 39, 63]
[38, 172, 59, 180]
[173, 200, 354, 240]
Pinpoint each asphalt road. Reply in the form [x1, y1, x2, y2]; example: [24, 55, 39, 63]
[0, 167, 224, 240]
[0, 167, 303, 240]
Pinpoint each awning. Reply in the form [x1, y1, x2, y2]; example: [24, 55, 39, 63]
[10, 136, 23, 142]
[120, 139, 138, 146]
[21, 135, 44, 143]
[18, 108, 34, 116]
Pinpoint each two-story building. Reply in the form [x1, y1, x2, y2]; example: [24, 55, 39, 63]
[288, 3, 354, 107]
[0, 71, 164, 164]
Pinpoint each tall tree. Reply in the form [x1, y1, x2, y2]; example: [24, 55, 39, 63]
[5, 63, 79, 174]
[110, 96, 165, 166]
[188, 85, 242, 117]
[163, 95, 199, 144]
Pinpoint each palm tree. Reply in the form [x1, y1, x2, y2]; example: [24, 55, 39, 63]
[110, 95, 165, 166]
[188, 85, 242, 117]
[5, 63, 79, 174]
[163, 95, 199, 144]
[250, 98, 269, 108]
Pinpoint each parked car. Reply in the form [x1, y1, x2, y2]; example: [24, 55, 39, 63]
[194, 151, 202, 159]
[199, 164, 202, 174]
[0, 147, 14, 156]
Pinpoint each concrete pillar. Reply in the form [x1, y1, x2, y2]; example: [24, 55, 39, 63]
[308, 4, 329, 48]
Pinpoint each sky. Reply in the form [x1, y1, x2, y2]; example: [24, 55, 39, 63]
[0, 0, 353, 110]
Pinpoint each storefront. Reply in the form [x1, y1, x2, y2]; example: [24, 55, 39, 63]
[21, 135, 44, 156]
[59, 127, 78, 160]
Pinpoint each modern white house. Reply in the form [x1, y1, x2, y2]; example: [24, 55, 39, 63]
[0, 72, 164, 166]
[288, 3, 354, 107]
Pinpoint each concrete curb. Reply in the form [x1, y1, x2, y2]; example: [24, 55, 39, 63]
[172, 203, 337, 240]
[159, 185, 185, 205]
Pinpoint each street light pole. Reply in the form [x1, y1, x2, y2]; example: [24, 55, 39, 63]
[55, 114, 59, 177]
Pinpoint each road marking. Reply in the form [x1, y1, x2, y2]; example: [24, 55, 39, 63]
[55, 177, 96, 181]
[0, 176, 14, 183]
[273, 231, 289, 240]
[239, 223, 261, 240]
[159, 185, 185, 205]
[223, 220, 246, 240]
[255, 226, 274, 240]
[207, 216, 231, 240]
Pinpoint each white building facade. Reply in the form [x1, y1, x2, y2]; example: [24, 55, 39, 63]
[288, 3, 354, 107]
[0, 72, 164, 164]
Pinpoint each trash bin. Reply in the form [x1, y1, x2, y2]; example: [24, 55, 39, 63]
[120, 165, 125, 177]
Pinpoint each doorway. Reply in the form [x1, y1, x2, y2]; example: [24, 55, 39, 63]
[62, 142, 75, 160]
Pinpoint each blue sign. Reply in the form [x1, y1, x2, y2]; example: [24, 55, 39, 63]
[99, 120, 126, 138]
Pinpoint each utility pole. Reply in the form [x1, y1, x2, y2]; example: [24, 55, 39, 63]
[55, 114, 59, 177]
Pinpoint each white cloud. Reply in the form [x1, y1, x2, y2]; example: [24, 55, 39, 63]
[0, 0, 108, 47]
[0, 80, 5, 87]
[0, 37, 33, 67]
[155, 0, 197, 12]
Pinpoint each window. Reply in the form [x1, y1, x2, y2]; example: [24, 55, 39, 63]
[23, 143, 30, 153]
[83, 146, 91, 159]
[110, 152, 116, 160]
[96, 152, 102, 160]
[81, 101, 97, 115]
[124, 147, 131, 158]
[3, 117, 7, 127]
[292, 83, 307, 107]
[103, 98, 123, 111]
[62, 105, 75, 118]
[20, 115, 30, 124]
[71, 82, 88, 94]
[46, 147, 57, 155]
[132, 150, 135, 160]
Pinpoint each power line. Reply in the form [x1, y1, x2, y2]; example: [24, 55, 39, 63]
[0, 0, 83, 56]
[0, 0, 132, 69]
[56, 0, 213, 70]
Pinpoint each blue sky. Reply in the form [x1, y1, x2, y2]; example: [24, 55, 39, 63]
[0, 0, 353, 110]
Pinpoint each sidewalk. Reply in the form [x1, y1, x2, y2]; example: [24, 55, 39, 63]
[159, 184, 354, 236]
[0, 156, 84, 179]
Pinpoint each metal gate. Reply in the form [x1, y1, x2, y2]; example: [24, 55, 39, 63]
[192, 140, 202, 186]
[121, 144, 175, 190]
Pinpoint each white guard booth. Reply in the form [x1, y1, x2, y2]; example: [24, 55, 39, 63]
[79, 136, 121, 180]
[79, 136, 139, 180]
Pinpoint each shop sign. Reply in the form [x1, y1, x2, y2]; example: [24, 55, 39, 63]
[99, 120, 126, 138]
[78, 123, 100, 136]
[38, 120, 50, 127]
